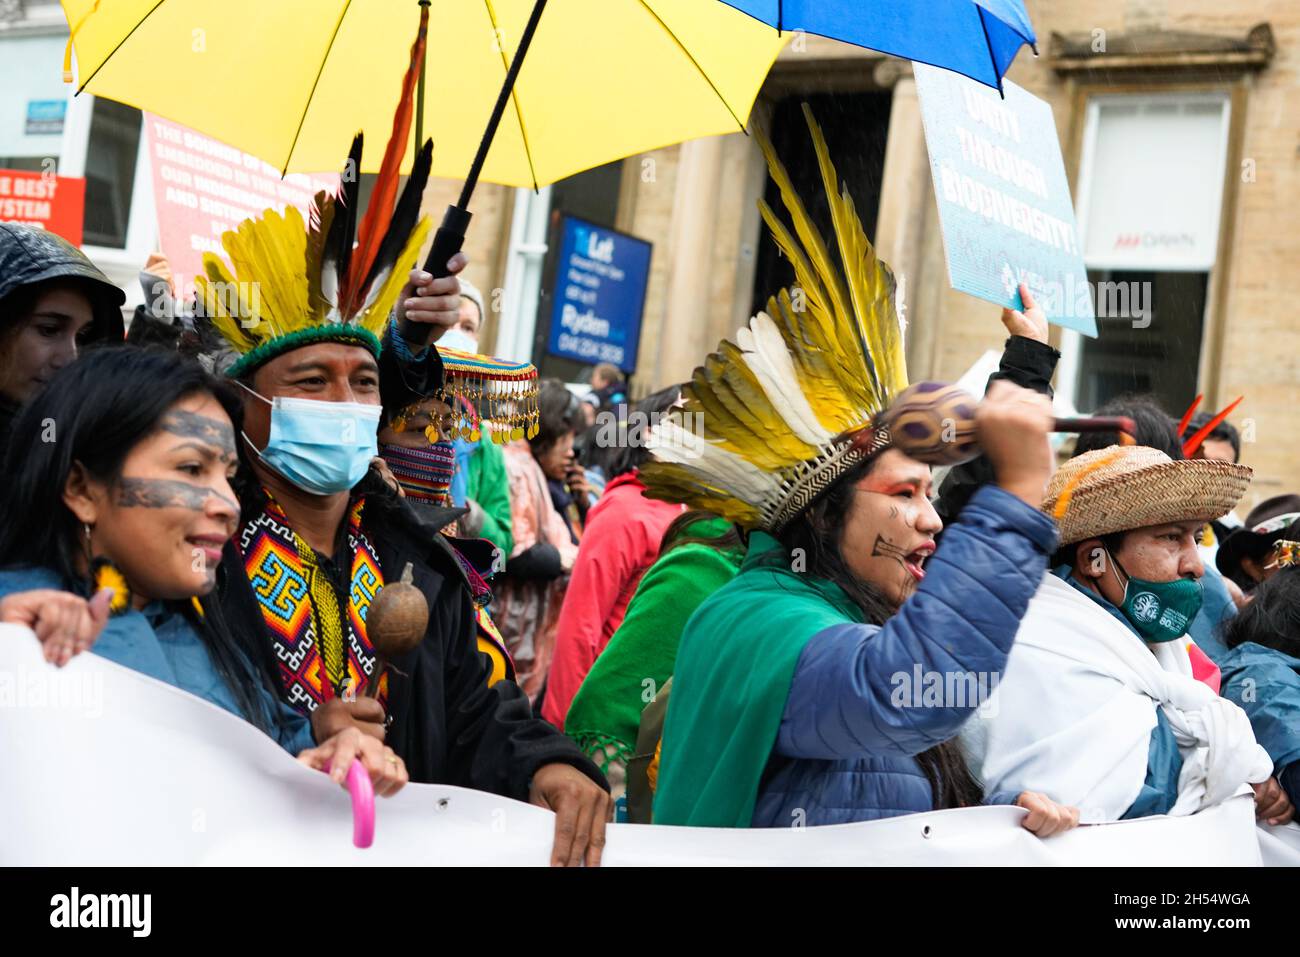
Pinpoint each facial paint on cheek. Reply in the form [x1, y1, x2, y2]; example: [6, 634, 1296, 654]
[871, 534, 909, 562]
[872, 534, 919, 600]
[115, 478, 238, 513]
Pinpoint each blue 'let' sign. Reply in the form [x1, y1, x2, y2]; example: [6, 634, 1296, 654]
[546, 216, 652, 372]
[914, 63, 1097, 337]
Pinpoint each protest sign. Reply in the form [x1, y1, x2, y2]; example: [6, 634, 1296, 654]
[914, 63, 1096, 337]
[0, 168, 85, 245]
[144, 114, 338, 299]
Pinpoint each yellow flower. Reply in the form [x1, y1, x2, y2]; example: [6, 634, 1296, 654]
[91, 560, 130, 615]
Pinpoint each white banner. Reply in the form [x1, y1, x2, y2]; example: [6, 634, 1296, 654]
[0, 626, 1294, 866]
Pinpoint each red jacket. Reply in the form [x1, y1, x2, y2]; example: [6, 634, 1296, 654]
[542, 472, 683, 728]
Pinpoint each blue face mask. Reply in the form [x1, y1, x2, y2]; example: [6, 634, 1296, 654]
[240, 385, 381, 495]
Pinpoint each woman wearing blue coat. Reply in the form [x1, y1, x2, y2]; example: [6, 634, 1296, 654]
[647, 109, 1079, 832]
[0, 347, 406, 795]
[652, 382, 1075, 830]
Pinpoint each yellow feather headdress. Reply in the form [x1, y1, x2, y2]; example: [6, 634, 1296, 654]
[195, 9, 433, 379]
[641, 104, 908, 532]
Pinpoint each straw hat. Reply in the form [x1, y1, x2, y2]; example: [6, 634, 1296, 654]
[1044, 446, 1251, 546]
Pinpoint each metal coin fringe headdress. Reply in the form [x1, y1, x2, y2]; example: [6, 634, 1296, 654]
[434, 347, 540, 443]
[195, 8, 433, 379]
[388, 345, 541, 444]
[641, 104, 908, 532]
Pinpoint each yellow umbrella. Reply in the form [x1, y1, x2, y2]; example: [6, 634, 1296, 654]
[61, 0, 787, 187]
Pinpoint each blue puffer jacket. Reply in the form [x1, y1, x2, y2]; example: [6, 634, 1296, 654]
[750, 485, 1058, 827]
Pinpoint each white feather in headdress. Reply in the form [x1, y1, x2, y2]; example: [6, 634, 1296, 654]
[641, 104, 907, 531]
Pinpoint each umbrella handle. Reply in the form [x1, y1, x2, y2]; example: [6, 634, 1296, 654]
[401, 204, 473, 348]
[346, 758, 376, 849]
[319, 757, 375, 848]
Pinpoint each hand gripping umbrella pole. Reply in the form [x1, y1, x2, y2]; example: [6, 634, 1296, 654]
[401, 0, 550, 349]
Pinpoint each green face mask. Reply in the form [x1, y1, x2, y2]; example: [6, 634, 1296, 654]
[1109, 550, 1203, 643]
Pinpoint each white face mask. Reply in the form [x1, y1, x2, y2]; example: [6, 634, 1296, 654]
[239, 384, 381, 495]
[436, 328, 479, 355]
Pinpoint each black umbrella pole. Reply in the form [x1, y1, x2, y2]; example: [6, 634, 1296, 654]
[402, 203, 472, 348]
[406, 0, 548, 347]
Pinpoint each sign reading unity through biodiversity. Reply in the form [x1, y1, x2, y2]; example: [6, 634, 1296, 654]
[914, 64, 1097, 337]
[546, 216, 652, 373]
[145, 114, 338, 300]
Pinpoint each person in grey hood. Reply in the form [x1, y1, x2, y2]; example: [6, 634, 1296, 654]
[0, 223, 125, 453]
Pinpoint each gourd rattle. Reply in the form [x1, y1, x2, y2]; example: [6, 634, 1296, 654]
[363, 562, 430, 698]
[877, 381, 1136, 466]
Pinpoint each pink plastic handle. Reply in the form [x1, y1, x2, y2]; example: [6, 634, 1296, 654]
[319, 757, 376, 848]
[346, 758, 375, 848]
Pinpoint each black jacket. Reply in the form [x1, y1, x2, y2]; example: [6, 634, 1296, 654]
[933, 335, 1060, 527]
[217, 473, 606, 800]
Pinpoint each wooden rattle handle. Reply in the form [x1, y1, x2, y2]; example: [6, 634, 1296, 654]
[882, 384, 1141, 465]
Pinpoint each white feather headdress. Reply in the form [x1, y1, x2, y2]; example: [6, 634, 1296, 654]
[641, 105, 908, 531]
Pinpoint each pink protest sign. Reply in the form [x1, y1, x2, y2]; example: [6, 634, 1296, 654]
[145, 114, 339, 298]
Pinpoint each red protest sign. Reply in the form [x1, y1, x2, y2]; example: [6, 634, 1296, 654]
[0, 169, 86, 246]
[144, 114, 339, 299]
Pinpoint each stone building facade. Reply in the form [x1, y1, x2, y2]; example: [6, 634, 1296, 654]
[448, 1, 1297, 512]
[1, 1, 1293, 508]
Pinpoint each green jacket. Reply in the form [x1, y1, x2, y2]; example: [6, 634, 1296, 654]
[564, 517, 742, 772]
[652, 531, 860, 827]
[463, 435, 513, 556]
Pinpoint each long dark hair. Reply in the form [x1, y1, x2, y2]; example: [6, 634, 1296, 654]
[602, 384, 683, 480]
[772, 455, 984, 810]
[530, 377, 581, 457]
[658, 509, 745, 559]
[1072, 394, 1183, 460]
[1222, 566, 1300, 658]
[0, 346, 278, 734]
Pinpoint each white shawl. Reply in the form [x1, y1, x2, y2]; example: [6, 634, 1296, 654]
[962, 571, 1273, 823]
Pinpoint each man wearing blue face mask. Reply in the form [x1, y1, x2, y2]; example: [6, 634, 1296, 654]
[192, 70, 612, 866]
[207, 271, 610, 866]
[962, 445, 1292, 829]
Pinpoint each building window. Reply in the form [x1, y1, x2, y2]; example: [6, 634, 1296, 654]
[0, 33, 69, 171]
[1076, 269, 1209, 410]
[1063, 92, 1231, 413]
[82, 98, 142, 248]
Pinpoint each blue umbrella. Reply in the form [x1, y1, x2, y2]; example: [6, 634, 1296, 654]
[718, 0, 1036, 92]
